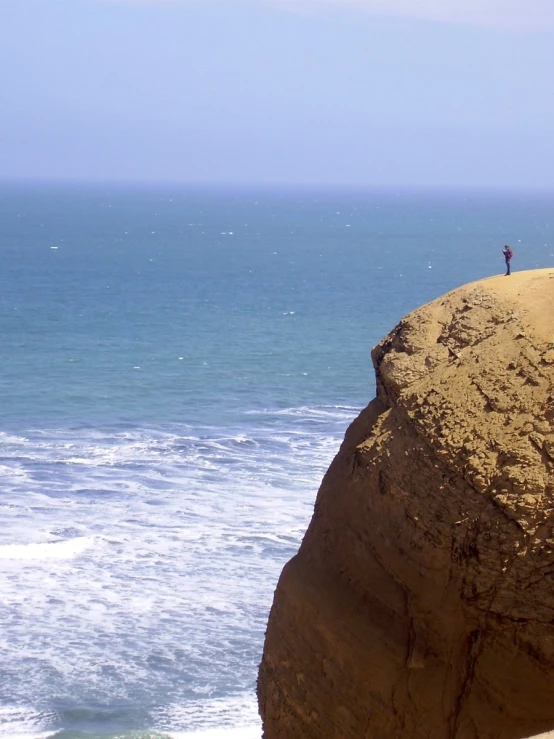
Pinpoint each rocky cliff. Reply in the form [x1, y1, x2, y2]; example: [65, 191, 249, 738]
[258, 269, 554, 739]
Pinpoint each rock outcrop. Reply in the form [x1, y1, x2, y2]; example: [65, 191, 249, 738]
[258, 269, 554, 739]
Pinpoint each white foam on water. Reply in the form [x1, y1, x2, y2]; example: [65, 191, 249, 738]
[0, 537, 95, 561]
[0, 432, 29, 445]
[0, 406, 358, 735]
[168, 729, 260, 739]
[153, 694, 260, 738]
[245, 404, 358, 421]
[0, 707, 59, 739]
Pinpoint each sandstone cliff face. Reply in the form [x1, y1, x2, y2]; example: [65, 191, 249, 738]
[259, 270, 554, 739]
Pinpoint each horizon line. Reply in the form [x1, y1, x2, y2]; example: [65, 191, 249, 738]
[1, 176, 554, 194]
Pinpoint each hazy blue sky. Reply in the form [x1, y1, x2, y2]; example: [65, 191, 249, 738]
[1, 0, 553, 187]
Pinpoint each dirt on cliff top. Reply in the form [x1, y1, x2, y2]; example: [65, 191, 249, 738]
[483, 270, 554, 341]
[456, 269, 554, 351]
[372, 268, 554, 545]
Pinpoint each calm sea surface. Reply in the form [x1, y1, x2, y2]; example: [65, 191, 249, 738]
[0, 184, 552, 738]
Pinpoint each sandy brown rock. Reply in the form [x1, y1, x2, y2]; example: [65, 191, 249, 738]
[258, 269, 554, 739]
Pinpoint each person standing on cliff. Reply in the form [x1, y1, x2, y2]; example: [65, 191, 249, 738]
[502, 244, 513, 275]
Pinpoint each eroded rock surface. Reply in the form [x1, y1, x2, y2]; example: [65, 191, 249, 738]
[258, 270, 554, 739]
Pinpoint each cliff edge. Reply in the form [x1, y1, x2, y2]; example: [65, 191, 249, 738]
[258, 269, 554, 739]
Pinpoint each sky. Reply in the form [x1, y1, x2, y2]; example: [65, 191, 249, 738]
[1, 0, 553, 188]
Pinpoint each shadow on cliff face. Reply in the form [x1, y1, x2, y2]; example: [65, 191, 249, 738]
[259, 270, 554, 739]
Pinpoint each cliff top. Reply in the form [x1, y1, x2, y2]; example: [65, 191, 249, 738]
[372, 267, 554, 555]
[460, 268, 554, 342]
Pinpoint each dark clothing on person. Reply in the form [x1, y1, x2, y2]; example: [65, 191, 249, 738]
[503, 245, 513, 275]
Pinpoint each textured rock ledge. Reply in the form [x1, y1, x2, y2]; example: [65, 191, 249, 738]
[258, 269, 554, 739]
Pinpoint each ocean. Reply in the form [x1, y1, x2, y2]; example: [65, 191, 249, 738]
[0, 183, 552, 739]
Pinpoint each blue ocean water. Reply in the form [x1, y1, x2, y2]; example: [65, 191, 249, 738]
[0, 184, 552, 739]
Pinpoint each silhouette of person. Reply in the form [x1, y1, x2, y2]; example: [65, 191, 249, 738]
[502, 245, 513, 275]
